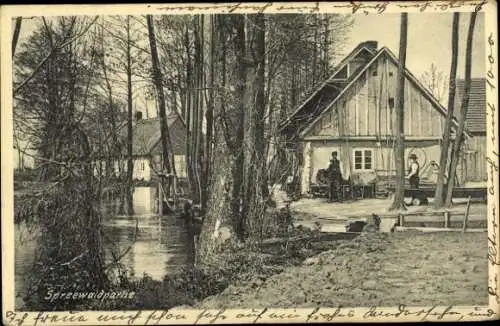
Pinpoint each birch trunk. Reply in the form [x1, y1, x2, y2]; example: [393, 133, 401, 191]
[146, 15, 173, 199]
[389, 13, 408, 211]
[434, 13, 460, 208]
[445, 12, 478, 207]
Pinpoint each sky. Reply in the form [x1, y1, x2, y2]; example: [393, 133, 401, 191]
[16, 12, 485, 80]
[343, 12, 485, 79]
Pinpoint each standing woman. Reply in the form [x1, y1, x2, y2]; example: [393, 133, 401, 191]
[407, 153, 420, 189]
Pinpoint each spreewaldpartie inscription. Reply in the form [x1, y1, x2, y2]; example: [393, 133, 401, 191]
[44, 290, 136, 303]
[1, 1, 498, 325]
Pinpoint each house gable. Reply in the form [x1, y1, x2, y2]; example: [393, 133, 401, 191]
[150, 118, 187, 156]
[279, 41, 378, 139]
[301, 47, 470, 140]
[118, 114, 185, 157]
[330, 45, 376, 81]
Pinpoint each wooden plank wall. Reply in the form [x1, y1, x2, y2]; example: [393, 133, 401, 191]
[307, 54, 447, 139]
[467, 135, 487, 182]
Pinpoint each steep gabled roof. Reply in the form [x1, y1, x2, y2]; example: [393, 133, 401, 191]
[281, 43, 471, 140]
[455, 78, 486, 134]
[119, 115, 179, 156]
[279, 41, 378, 137]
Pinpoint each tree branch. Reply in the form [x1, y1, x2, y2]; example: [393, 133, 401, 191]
[13, 16, 99, 95]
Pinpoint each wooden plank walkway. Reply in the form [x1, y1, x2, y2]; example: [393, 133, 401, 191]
[394, 226, 487, 233]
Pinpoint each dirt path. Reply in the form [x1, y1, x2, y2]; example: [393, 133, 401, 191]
[198, 231, 488, 308]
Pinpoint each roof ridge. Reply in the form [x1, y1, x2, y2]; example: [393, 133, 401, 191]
[280, 41, 378, 129]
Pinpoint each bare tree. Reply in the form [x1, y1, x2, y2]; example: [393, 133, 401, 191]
[421, 63, 448, 104]
[389, 13, 408, 211]
[146, 15, 175, 199]
[12, 17, 23, 57]
[445, 12, 478, 207]
[201, 14, 216, 213]
[231, 14, 248, 240]
[14, 17, 111, 310]
[434, 13, 460, 208]
[254, 13, 268, 200]
[125, 16, 135, 215]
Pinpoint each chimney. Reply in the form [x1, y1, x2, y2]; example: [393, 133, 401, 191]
[135, 111, 143, 121]
[364, 41, 378, 52]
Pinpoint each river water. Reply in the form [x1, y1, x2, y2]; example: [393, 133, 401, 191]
[14, 187, 193, 309]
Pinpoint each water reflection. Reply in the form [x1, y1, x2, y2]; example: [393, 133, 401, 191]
[101, 187, 194, 280]
[15, 186, 193, 309]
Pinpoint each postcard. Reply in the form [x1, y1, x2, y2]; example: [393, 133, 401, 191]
[1, 1, 499, 324]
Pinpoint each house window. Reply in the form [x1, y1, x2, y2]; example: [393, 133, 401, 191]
[141, 162, 145, 170]
[353, 149, 373, 171]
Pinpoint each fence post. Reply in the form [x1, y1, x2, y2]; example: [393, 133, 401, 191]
[444, 211, 450, 228]
[158, 180, 163, 216]
[462, 196, 472, 232]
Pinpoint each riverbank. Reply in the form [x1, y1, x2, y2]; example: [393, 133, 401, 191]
[197, 231, 488, 308]
[121, 226, 347, 310]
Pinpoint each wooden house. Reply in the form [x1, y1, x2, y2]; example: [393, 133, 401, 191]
[125, 112, 188, 181]
[279, 41, 473, 196]
[96, 111, 188, 181]
[454, 78, 487, 183]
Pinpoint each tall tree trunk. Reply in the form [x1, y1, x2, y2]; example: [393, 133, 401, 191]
[312, 15, 318, 86]
[197, 15, 205, 204]
[434, 13, 460, 208]
[184, 25, 196, 200]
[146, 15, 173, 199]
[192, 15, 204, 205]
[99, 22, 119, 180]
[389, 13, 408, 211]
[244, 13, 269, 238]
[231, 14, 247, 241]
[322, 14, 330, 79]
[196, 15, 233, 268]
[191, 17, 200, 204]
[202, 14, 216, 213]
[12, 17, 22, 58]
[254, 14, 269, 200]
[445, 12, 477, 207]
[125, 16, 135, 215]
[39, 28, 60, 182]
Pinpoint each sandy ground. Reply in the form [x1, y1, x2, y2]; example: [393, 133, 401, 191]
[270, 189, 487, 232]
[198, 231, 488, 308]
